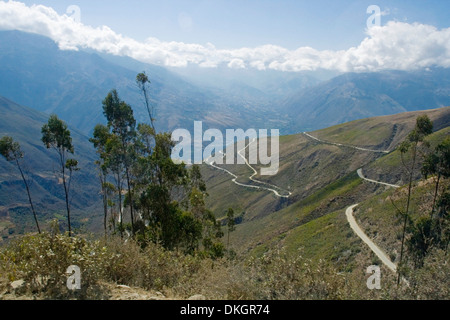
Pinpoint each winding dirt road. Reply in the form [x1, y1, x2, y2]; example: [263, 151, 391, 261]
[303, 132, 390, 154]
[207, 131, 401, 274]
[304, 132, 400, 274]
[204, 139, 291, 198]
[346, 204, 397, 272]
[357, 168, 400, 189]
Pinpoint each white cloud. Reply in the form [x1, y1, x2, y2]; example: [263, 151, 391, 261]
[1, 1, 450, 72]
[228, 58, 246, 69]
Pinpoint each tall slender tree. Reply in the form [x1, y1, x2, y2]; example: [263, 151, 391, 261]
[422, 137, 450, 217]
[91, 74, 223, 255]
[90, 124, 112, 238]
[41, 114, 77, 236]
[406, 136, 450, 264]
[396, 115, 433, 284]
[0, 136, 40, 234]
[107, 135, 126, 238]
[102, 90, 137, 235]
[136, 72, 156, 131]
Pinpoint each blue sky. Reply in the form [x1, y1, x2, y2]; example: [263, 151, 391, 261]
[2, 0, 450, 72]
[16, 0, 450, 50]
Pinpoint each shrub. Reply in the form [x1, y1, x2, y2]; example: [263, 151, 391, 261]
[3, 232, 445, 300]
[102, 237, 203, 291]
[0, 232, 109, 299]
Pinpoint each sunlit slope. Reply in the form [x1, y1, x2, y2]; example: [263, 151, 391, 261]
[312, 107, 450, 151]
[202, 107, 450, 262]
[248, 126, 449, 266]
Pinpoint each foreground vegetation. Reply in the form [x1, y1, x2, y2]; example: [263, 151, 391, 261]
[0, 228, 448, 300]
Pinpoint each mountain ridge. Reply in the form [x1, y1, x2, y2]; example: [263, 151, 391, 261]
[2, 31, 450, 138]
[0, 30, 287, 135]
[282, 69, 450, 132]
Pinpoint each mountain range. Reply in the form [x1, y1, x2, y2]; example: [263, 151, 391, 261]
[282, 68, 450, 131]
[0, 30, 287, 135]
[1, 30, 450, 137]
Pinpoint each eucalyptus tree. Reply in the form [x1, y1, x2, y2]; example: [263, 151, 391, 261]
[422, 137, 450, 217]
[407, 136, 450, 265]
[90, 124, 114, 238]
[41, 114, 77, 236]
[140, 132, 188, 248]
[0, 136, 40, 233]
[396, 115, 433, 283]
[102, 90, 137, 235]
[94, 76, 224, 255]
[136, 72, 156, 131]
[188, 164, 223, 255]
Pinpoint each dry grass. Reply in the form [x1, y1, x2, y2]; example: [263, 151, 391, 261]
[0, 230, 447, 300]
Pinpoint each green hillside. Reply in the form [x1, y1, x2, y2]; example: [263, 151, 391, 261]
[313, 107, 450, 151]
[252, 125, 449, 267]
[202, 107, 450, 265]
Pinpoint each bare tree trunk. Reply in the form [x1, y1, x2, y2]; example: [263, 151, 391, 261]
[398, 143, 417, 285]
[431, 172, 441, 218]
[59, 150, 71, 237]
[117, 172, 123, 239]
[142, 83, 156, 133]
[125, 166, 135, 236]
[121, 137, 135, 236]
[16, 159, 40, 234]
[100, 172, 108, 239]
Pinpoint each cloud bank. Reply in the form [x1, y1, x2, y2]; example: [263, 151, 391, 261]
[1, 1, 450, 72]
